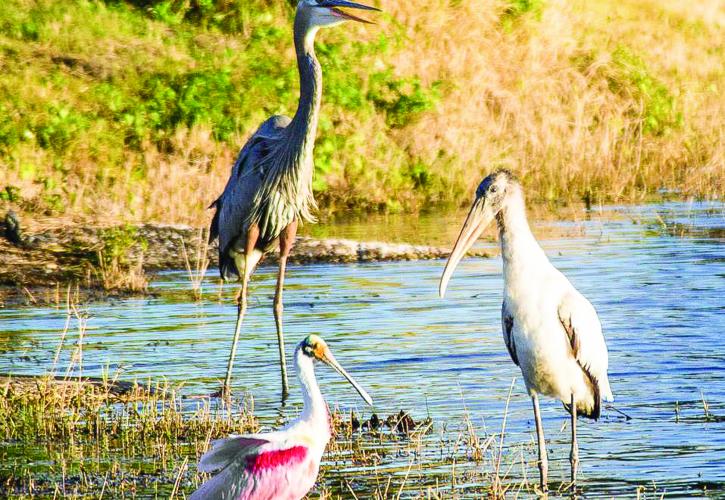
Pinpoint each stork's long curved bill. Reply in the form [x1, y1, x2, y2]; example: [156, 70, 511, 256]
[439, 197, 494, 298]
[321, 349, 373, 406]
[319, 0, 381, 23]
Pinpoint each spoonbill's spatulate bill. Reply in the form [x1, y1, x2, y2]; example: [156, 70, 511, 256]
[191, 335, 372, 500]
[439, 169, 614, 492]
[208, 0, 380, 398]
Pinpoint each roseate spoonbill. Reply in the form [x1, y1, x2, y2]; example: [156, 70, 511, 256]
[439, 169, 614, 492]
[208, 0, 380, 398]
[190, 334, 372, 499]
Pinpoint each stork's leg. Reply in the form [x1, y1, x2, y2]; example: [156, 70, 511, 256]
[532, 394, 548, 493]
[274, 220, 298, 399]
[570, 393, 579, 486]
[222, 225, 259, 399]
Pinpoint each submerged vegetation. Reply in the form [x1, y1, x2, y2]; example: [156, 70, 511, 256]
[0, 368, 586, 498]
[0, 300, 532, 497]
[3, 372, 701, 497]
[0, 0, 721, 224]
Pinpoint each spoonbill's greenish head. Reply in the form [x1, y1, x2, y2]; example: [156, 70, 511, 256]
[299, 334, 373, 405]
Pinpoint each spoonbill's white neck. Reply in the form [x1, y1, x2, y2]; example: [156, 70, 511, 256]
[496, 189, 548, 276]
[294, 349, 327, 425]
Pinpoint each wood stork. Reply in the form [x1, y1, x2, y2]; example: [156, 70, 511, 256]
[190, 335, 372, 499]
[439, 169, 613, 492]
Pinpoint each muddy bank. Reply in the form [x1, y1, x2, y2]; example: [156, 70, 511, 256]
[0, 223, 488, 306]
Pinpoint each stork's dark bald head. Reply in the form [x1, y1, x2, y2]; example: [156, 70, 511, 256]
[475, 169, 519, 201]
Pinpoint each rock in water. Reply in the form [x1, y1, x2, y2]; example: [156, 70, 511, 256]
[3, 210, 23, 246]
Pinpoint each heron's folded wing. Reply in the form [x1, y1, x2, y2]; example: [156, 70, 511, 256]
[209, 114, 290, 248]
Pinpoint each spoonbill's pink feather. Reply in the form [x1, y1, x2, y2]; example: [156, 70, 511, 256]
[198, 436, 269, 473]
[191, 438, 315, 500]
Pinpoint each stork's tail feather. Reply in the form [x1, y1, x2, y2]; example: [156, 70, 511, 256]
[563, 398, 600, 420]
[599, 377, 614, 403]
[568, 361, 605, 420]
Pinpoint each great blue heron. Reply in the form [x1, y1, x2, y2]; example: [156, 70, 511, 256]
[439, 170, 614, 492]
[190, 335, 372, 499]
[209, 0, 379, 398]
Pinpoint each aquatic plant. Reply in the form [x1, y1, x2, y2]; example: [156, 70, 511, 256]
[94, 225, 148, 292]
[180, 226, 210, 302]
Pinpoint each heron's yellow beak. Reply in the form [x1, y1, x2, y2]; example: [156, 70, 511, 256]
[439, 196, 494, 298]
[320, 0, 380, 24]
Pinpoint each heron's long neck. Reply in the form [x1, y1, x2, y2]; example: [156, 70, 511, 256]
[259, 17, 322, 224]
[290, 19, 323, 166]
[497, 193, 549, 283]
[295, 352, 329, 429]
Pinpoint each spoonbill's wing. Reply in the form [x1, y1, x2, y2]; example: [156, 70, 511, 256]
[558, 292, 614, 404]
[198, 436, 270, 473]
[191, 437, 314, 500]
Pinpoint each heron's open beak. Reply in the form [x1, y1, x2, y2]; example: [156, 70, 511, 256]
[320, 347, 373, 405]
[319, 0, 381, 24]
[439, 196, 495, 298]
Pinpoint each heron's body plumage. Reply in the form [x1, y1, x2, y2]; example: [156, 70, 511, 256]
[211, 14, 323, 281]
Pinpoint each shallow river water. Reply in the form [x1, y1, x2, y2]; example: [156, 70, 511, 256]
[1, 201, 724, 497]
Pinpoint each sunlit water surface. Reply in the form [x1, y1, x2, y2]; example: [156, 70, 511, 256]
[1, 202, 724, 497]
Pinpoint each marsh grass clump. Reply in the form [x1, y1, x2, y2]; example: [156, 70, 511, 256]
[180, 227, 210, 302]
[94, 225, 148, 292]
[0, 376, 259, 497]
[605, 45, 683, 137]
[320, 406, 540, 499]
[501, 0, 545, 30]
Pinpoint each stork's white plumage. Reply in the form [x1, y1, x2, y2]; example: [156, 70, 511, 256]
[439, 169, 613, 492]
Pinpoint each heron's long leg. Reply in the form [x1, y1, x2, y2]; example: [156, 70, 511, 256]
[222, 225, 259, 398]
[570, 393, 579, 486]
[274, 220, 298, 399]
[532, 394, 548, 493]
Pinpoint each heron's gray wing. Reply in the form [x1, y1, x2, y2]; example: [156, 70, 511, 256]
[501, 300, 518, 366]
[209, 116, 290, 280]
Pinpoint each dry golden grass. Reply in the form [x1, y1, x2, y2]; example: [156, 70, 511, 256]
[377, 0, 724, 207]
[0, 0, 722, 226]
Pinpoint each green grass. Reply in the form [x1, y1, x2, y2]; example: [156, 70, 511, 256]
[609, 45, 684, 136]
[0, 0, 721, 223]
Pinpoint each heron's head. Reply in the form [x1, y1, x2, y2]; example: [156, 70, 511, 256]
[297, 0, 380, 30]
[298, 334, 373, 405]
[439, 169, 521, 298]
